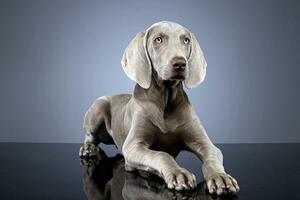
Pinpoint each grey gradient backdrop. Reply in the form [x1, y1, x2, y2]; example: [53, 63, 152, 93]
[0, 0, 299, 143]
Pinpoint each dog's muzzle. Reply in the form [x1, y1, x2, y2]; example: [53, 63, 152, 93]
[169, 56, 187, 80]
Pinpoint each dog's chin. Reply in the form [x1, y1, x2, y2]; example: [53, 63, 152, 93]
[168, 74, 186, 81]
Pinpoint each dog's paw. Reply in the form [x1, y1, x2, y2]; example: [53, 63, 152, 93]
[79, 157, 99, 176]
[206, 172, 239, 195]
[163, 167, 197, 191]
[79, 143, 101, 159]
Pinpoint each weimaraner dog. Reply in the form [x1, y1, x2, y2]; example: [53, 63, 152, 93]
[79, 21, 240, 195]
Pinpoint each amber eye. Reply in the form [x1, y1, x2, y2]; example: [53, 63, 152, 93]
[154, 37, 162, 44]
[183, 37, 190, 44]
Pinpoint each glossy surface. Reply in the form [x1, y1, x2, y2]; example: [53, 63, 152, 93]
[0, 143, 299, 199]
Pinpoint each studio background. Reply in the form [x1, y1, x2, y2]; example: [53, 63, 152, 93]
[0, 0, 299, 144]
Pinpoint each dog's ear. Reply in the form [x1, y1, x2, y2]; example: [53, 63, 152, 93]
[184, 33, 207, 89]
[121, 32, 152, 89]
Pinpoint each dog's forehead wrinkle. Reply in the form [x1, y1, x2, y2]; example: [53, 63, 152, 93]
[147, 21, 188, 38]
[152, 28, 186, 38]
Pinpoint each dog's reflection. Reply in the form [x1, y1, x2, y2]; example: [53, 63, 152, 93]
[80, 150, 237, 200]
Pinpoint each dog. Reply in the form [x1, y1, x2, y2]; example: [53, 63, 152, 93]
[79, 21, 239, 195]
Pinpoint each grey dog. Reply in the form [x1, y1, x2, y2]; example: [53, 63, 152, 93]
[79, 21, 240, 195]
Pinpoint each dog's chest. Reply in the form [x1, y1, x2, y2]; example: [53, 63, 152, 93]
[163, 116, 183, 132]
[152, 110, 185, 148]
[151, 131, 182, 155]
[162, 106, 188, 132]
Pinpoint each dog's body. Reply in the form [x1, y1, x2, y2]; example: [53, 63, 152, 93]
[79, 21, 239, 195]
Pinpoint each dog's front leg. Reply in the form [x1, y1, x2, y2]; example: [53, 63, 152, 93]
[183, 117, 240, 195]
[122, 117, 196, 191]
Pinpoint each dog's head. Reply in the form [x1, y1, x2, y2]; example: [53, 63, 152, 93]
[121, 21, 207, 89]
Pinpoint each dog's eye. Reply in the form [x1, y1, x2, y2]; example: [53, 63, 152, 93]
[183, 38, 190, 44]
[154, 37, 162, 44]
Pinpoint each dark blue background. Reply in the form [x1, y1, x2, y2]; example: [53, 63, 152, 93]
[0, 0, 299, 143]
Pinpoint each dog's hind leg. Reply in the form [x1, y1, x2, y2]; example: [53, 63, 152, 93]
[79, 96, 114, 159]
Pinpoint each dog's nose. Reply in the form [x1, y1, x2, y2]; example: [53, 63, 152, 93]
[171, 57, 186, 71]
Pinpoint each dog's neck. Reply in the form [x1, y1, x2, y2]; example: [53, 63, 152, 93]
[134, 71, 189, 109]
[133, 71, 190, 133]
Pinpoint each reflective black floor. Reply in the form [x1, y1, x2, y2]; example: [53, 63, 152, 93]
[0, 143, 299, 199]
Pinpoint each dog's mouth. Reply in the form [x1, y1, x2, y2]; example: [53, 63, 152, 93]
[169, 74, 185, 80]
[169, 71, 186, 80]
[160, 66, 186, 81]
